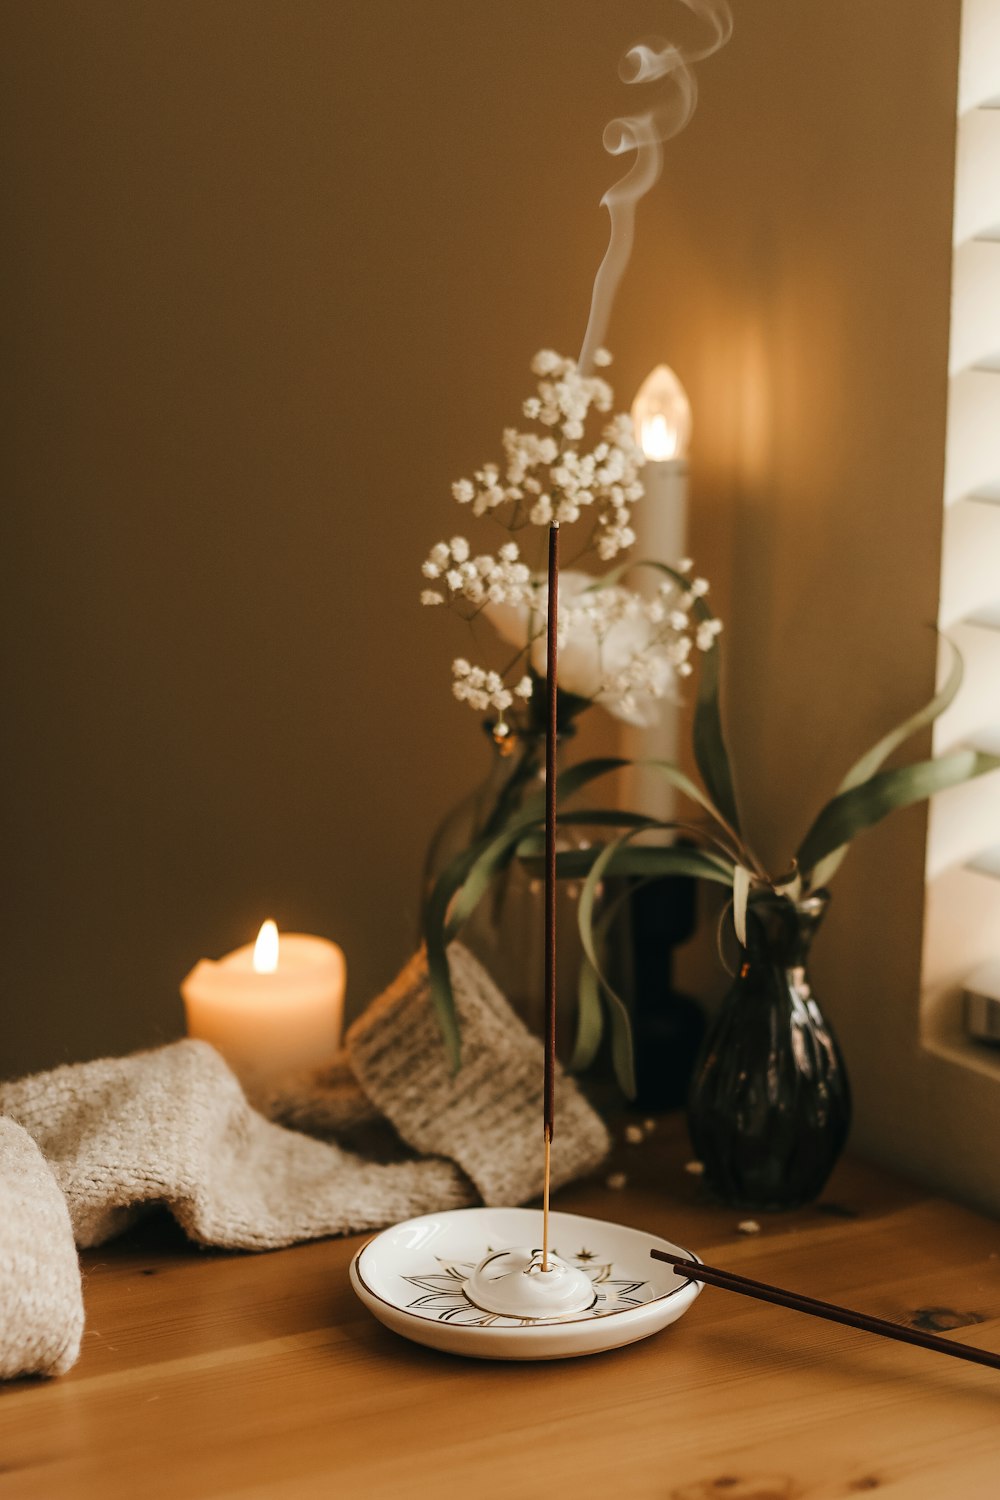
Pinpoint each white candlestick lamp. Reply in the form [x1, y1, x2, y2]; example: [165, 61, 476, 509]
[628, 363, 693, 822]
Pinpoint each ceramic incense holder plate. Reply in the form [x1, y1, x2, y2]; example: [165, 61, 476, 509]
[350, 1206, 703, 1360]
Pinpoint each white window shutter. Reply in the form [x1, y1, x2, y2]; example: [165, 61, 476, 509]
[924, 0, 1000, 1035]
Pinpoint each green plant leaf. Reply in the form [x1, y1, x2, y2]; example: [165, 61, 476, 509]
[796, 748, 1000, 876]
[692, 630, 742, 836]
[569, 874, 647, 1072]
[575, 831, 738, 1098]
[606, 996, 638, 1099]
[424, 790, 563, 1066]
[443, 799, 651, 943]
[423, 748, 738, 1071]
[555, 842, 736, 883]
[554, 754, 632, 801]
[733, 864, 752, 948]
[809, 636, 964, 889]
[444, 820, 535, 942]
[423, 776, 646, 1065]
[423, 843, 485, 1072]
[554, 754, 735, 836]
[774, 868, 803, 904]
[513, 808, 668, 861]
[517, 806, 740, 872]
[576, 836, 638, 1098]
[572, 958, 605, 1074]
[570, 872, 677, 1074]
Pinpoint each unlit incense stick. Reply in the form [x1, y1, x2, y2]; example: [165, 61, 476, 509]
[542, 521, 560, 1271]
[650, 1249, 1000, 1372]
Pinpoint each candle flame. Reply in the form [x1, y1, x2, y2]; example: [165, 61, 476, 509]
[632, 364, 692, 461]
[641, 413, 677, 461]
[253, 919, 280, 974]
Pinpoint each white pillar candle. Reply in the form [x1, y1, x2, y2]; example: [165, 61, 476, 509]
[628, 364, 692, 823]
[181, 920, 346, 1093]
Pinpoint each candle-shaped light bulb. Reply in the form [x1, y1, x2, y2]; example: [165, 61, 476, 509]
[253, 919, 280, 975]
[631, 364, 692, 462]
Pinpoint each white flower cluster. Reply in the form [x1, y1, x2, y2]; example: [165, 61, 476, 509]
[420, 537, 532, 615]
[485, 568, 722, 727]
[451, 659, 533, 715]
[420, 350, 722, 731]
[450, 350, 645, 562]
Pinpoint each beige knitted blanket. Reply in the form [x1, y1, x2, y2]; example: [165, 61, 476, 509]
[0, 945, 608, 1381]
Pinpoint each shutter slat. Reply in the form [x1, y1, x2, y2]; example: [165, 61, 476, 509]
[951, 240, 1000, 372]
[959, 0, 1000, 112]
[968, 846, 1000, 876]
[944, 369, 1000, 506]
[954, 110, 1000, 243]
[927, 776, 1000, 880]
[935, 619, 1000, 749]
[939, 496, 1000, 623]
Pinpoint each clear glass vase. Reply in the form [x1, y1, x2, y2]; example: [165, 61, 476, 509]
[686, 891, 851, 1209]
[421, 724, 594, 1063]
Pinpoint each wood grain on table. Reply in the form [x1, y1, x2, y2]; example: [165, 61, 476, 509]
[2, 1115, 999, 1500]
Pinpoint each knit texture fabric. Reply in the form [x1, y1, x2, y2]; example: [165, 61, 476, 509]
[347, 945, 609, 1205]
[0, 1118, 85, 1380]
[0, 944, 609, 1378]
[0, 1040, 476, 1254]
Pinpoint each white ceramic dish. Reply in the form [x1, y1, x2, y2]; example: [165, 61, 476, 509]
[350, 1206, 703, 1360]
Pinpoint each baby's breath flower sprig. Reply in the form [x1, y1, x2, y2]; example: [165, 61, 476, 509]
[449, 350, 644, 559]
[420, 350, 720, 733]
[450, 658, 533, 716]
[420, 537, 532, 618]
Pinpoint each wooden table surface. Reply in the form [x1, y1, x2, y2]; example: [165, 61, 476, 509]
[3, 1115, 1000, 1500]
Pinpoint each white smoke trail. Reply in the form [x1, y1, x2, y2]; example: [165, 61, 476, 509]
[577, 0, 733, 375]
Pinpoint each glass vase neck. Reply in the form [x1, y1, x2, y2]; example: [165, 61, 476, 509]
[744, 891, 830, 968]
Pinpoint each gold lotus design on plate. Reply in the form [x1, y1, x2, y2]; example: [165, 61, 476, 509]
[402, 1248, 653, 1327]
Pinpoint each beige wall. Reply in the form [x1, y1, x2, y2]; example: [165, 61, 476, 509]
[2, 0, 963, 1194]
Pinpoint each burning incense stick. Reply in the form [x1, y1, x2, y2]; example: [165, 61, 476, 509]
[542, 521, 560, 1271]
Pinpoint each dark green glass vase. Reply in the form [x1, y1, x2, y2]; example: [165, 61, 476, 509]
[687, 891, 850, 1209]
